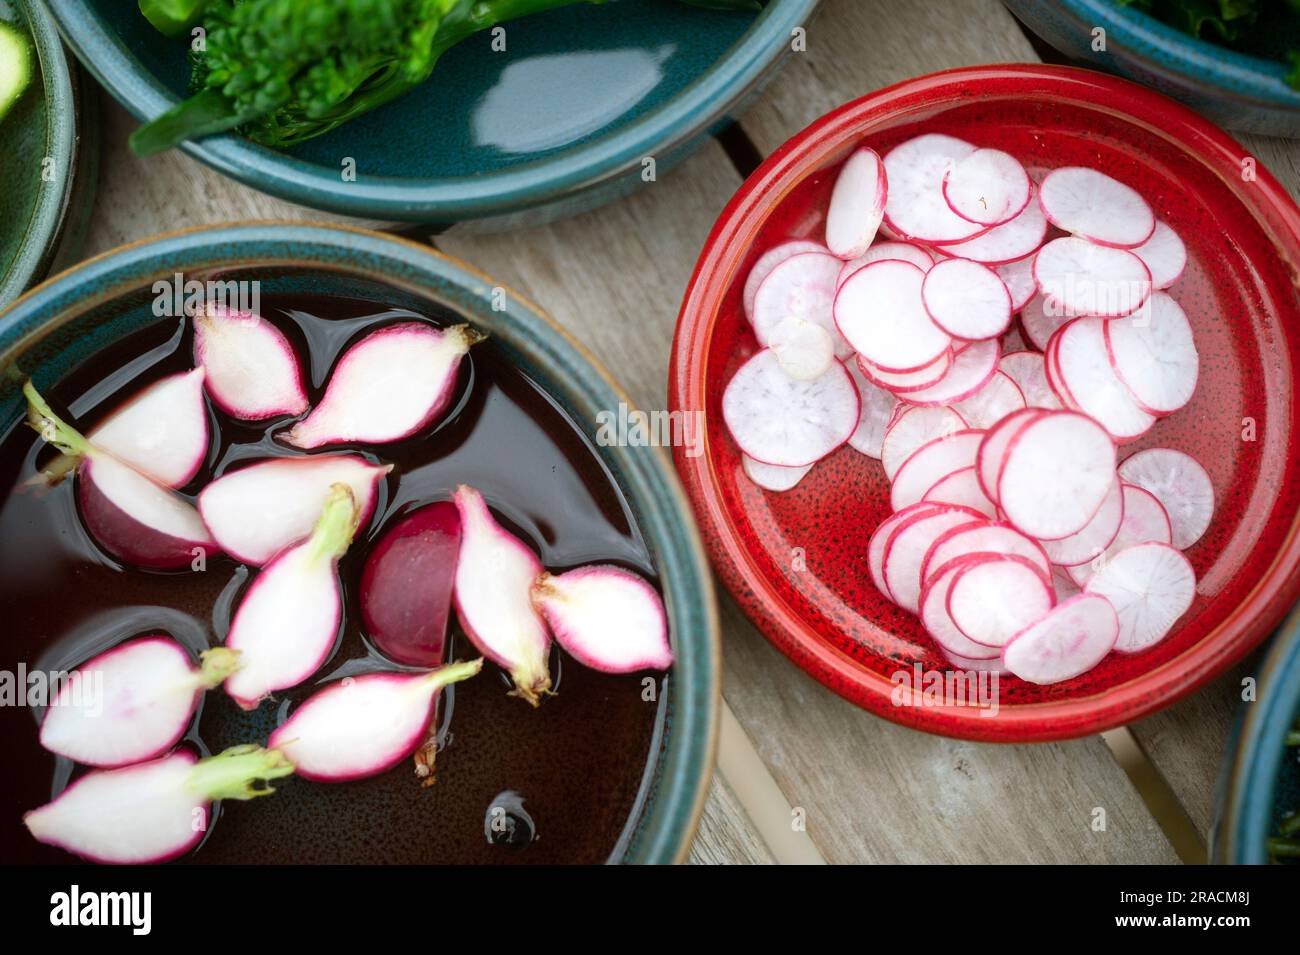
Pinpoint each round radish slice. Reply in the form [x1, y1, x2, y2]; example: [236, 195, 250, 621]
[1040, 476, 1124, 567]
[1052, 566, 1081, 601]
[998, 411, 1116, 540]
[975, 407, 1045, 503]
[880, 405, 966, 480]
[1118, 447, 1214, 550]
[882, 134, 986, 244]
[768, 315, 836, 381]
[858, 350, 952, 394]
[938, 190, 1047, 264]
[1033, 237, 1152, 318]
[996, 256, 1038, 312]
[1052, 317, 1156, 440]
[951, 370, 1025, 429]
[743, 240, 825, 320]
[942, 148, 1031, 226]
[1084, 542, 1195, 653]
[998, 351, 1061, 411]
[1067, 484, 1173, 587]
[869, 503, 938, 601]
[883, 505, 986, 613]
[921, 258, 1012, 341]
[920, 556, 1002, 660]
[1130, 221, 1186, 290]
[891, 430, 985, 511]
[1020, 290, 1073, 352]
[922, 466, 996, 518]
[1104, 292, 1199, 415]
[948, 555, 1055, 647]
[752, 251, 851, 358]
[825, 146, 887, 259]
[1038, 167, 1155, 248]
[837, 241, 934, 289]
[722, 349, 858, 468]
[835, 259, 950, 371]
[742, 454, 812, 492]
[1001, 594, 1119, 684]
[847, 361, 898, 459]
[901, 338, 1000, 407]
[921, 520, 1051, 587]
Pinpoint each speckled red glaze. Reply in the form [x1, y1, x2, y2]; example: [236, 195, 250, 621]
[669, 65, 1300, 741]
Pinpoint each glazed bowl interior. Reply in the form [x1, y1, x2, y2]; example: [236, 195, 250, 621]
[671, 64, 1300, 741]
[0, 223, 718, 863]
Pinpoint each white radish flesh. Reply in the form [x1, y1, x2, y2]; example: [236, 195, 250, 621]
[922, 466, 996, 518]
[891, 430, 985, 511]
[1051, 317, 1156, 440]
[825, 146, 887, 259]
[1038, 166, 1155, 248]
[835, 259, 950, 371]
[942, 148, 1031, 226]
[1084, 542, 1195, 653]
[947, 555, 1055, 647]
[88, 369, 209, 488]
[951, 370, 1026, 429]
[882, 134, 986, 244]
[768, 315, 836, 380]
[1020, 290, 1073, 352]
[1040, 476, 1124, 567]
[846, 361, 897, 458]
[858, 349, 952, 394]
[744, 240, 826, 321]
[921, 520, 1051, 587]
[938, 190, 1047, 264]
[998, 351, 1061, 410]
[1104, 291, 1199, 415]
[975, 407, 1045, 503]
[1130, 220, 1187, 290]
[1067, 484, 1173, 587]
[882, 505, 985, 613]
[881, 405, 966, 480]
[193, 306, 308, 421]
[742, 454, 812, 491]
[922, 257, 1012, 341]
[532, 565, 673, 673]
[751, 251, 851, 358]
[996, 256, 1039, 312]
[997, 411, 1117, 540]
[1034, 237, 1152, 318]
[1001, 594, 1119, 684]
[899, 338, 1000, 407]
[920, 557, 1002, 660]
[1118, 447, 1214, 550]
[837, 241, 934, 289]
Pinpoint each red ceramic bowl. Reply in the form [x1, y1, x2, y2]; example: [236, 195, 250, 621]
[670, 64, 1300, 741]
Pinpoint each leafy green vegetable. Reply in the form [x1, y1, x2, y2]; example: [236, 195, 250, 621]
[0, 21, 33, 124]
[138, 0, 216, 37]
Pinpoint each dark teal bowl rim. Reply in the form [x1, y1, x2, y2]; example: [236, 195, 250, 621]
[1051, 0, 1300, 109]
[1217, 605, 1300, 863]
[0, 222, 721, 864]
[45, 0, 818, 221]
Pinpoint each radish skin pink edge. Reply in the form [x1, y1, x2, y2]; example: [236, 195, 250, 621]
[193, 305, 309, 421]
[532, 566, 672, 673]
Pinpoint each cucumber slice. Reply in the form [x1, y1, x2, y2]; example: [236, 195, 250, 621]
[0, 21, 33, 123]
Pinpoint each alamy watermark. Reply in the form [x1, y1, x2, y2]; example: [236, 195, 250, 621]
[0, 664, 102, 715]
[595, 403, 705, 459]
[890, 662, 999, 717]
[152, 272, 261, 318]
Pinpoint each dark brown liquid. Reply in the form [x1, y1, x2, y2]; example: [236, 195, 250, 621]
[0, 294, 664, 865]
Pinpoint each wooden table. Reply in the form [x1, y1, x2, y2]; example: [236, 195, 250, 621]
[81, 0, 1299, 865]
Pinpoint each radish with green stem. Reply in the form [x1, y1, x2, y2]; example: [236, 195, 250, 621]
[23, 745, 294, 864]
[193, 305, 308, 420]
[224, 484, 360, 709]
[532, 566, 672, 673]
[88, 369, 209, 488]
[39, 636, 240, 768]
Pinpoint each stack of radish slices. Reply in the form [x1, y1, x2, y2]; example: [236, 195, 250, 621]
[724, 134, 1211, 684]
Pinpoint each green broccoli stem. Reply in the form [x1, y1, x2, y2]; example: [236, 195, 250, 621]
[139, 0, 216, 37]
[130, 88, 265, 157]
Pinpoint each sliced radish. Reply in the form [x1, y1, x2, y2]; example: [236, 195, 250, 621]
[768, 315, 836, 380]
[837, 241, 934, 289]
[1021, 290, 1073, 352]
[1001, 594, 1119, 684]
[881, 405, 966, 480]
[825, 146, 887, 259]
[1034, 237, 1152, 318]
[846, 361, 898, 459]
[1040, 475, 1124, 567]
[942, 148, 1031, 226]
[835, 259, 950, 371]
[975, 407, 1045, 503]
[1104, 291, 1198, 415]
[742, 454, 812, 491]
[920, 556, 1002, 659]
[744, 240, 826, 321]
[890, 429, 985, 511]
[882, 504, 986, 613]
[1052, 317, 1156, 440]
[1039, 166, 1155, 248]
[360, 502, 461, 668]
[1118, 448, 1214, 550]
[948, 555, 1055, 647]
[882, 134, 987, 244]
[921, 520, 1051, 586]
[951, 370, 1025, 429]
[453, 485, 552, 706]
[199, 454, 390, 566]
[922, 257, 1012, 341]
[193, 306, 308, 421]
[996, 256, 1038, 311]
[751, 251, 851, 358]
[857, 349, 952, 394]
[267, 659, 483, 782]
[24, 746, 293, 864]
[39, 637, 239, 768]
[998, 410, 1116, 540]
[532, 565, 672, 673]
[722, 349, 858, 468]
[900, 338, 1000, 407]
[88, 369, 208, 488]
[938, 189, 1047, 264]
[1130, 220, 1187, 290]
[1084, 542, 1195, 653]
[284, 322, 483, 449]
[1067, 483, 1173, 587]
[998, 351, 1062, 410]
[224, 484, 358, 710]
[1052, 566, 1082, 601]
[922, 466, 997, 518]
[869, 503, 937, 600]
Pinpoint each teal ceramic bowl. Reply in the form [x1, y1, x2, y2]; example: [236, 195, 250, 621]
[1005, 0, 1300, 137]
[1214, 605, 1300, 864]
[0, 0, 97, 309]
[0, 222, 719, 864]
[47, 0, 817, 226]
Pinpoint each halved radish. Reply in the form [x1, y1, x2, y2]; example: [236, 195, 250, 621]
[922, 466, 996, 518]
[837, 241, 934, 290]
[998, 351, 1061, 410]
[920, 556, 1002, 659]
[882, 134, 986, 244]
[951, 370, 1025, 429]
[1040, 476, 1124, 567]
[891, 429, 985, 511]
[752, 251, 851, 358]
[1118, 447, 1214, 549]
[858, 349, 952, 394]
[869, 503, 937, 600]
[193, 306, 309, 421]
[1033, 237, 1152, 318]
[284, 322, 483, 449]
[88, 369, 209, 489]
[1084, 541, 1195, 653]
[942, 148, 1031, 226]
[1038, 167, 1155, 248]
[742, 454, 812, 491]
[947, 554, 1054, 647]
[881, 405, 966, 480]
[825, 146, 887, 259]
[768, 315, 836, 380]
[846, 361, 898, 459]
[922, 257, 1012, 341]
[882, 504, 986, 613]
[1000, 594, 1119, 684]
[1130, 221, 1186, 289]
[938, 189, 1047, 264]
[998, 410, 1116, 540]
[835, 259, 950, 371]
[532, 565, 673, 673]
[744, 240, 826, 320]
[1020, 290, 1073, 352]
[1051, 317, 1156, 440]
[921, 520, 1051, 586]
[199, 454, 390, 566]
[975, 407, 1045, 503]
[1104, 291, 1199, 415]
[721, 349, 858, 468]
[1067, 483, 1172, 587]
[900, 338, 1000, 407]
[996, 256, 1038, 311]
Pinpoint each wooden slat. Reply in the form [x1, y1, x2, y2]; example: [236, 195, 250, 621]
[688, 777, 777, 865]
